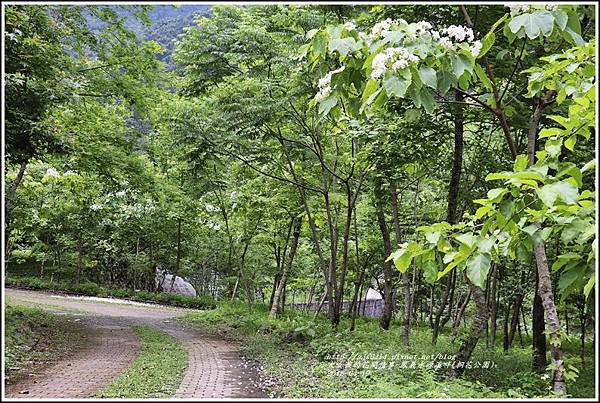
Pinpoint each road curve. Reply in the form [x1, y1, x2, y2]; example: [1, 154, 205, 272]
[4, 288, 268, 399]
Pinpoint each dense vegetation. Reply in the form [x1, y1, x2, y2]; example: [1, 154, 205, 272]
[3, 3, 596, 398]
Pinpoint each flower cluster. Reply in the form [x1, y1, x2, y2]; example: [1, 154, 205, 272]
[371, 47, 419, 80]
[90, 204, 103, 211]
[315, 66, 345, 101]
[506, 4, 558, 17]
[46, 167, 60, 177]
[370, 18, 407, 40]
[443, 25, 475, 43]
[343, 21, 356, 31]
[438, 25, 481, 57]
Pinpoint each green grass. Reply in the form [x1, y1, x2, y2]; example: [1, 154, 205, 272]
[4, 299, 89, 383]
[6, 274, 216, 310]
[182, 301, 595, 399]
[95, 325, 188, 398]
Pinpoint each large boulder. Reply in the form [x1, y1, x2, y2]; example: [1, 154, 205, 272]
[155, 268, 197, 297]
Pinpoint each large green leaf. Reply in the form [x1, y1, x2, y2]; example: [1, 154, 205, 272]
[436, 71, 456, 94]
[536, 181, 579, 208]
[418, 65, 437, 89]
[328, 37, 360, 57]
[318, 94, 338, 115]
[508, 11, 555, 39]
[466, 253, 491, 288]
[452, 53, 472, 78]
[383, 75, 410, 98]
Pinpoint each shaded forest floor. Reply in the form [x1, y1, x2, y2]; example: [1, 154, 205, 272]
[183, 301, 595, 399]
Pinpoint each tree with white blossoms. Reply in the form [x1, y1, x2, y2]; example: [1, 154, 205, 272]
[308, 4, 594, 394]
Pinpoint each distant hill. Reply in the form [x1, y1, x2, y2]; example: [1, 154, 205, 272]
[137, 5, 212, 67]
[85, 5, 211, 68]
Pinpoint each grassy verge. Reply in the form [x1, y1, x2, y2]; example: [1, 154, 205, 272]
[6, 275, 216, 310]
[95, 326, 187, 398]
[182, 301, 595, 398]
[4, 299, 90, 384]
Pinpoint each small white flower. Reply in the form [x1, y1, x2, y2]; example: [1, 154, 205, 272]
[415, 21, 432, 33]
[541, 373, 550, 380]
[314, 66, 345, 101]
[371, 47, 419, 79]
[443, 25, 474, 43]
[439, 37, 454, 50]
[469, 40, 483, 57]
[90, 204, 103, 211]
[343, 21, 356, 31]
[315, 86, 331, 101]
[431, 30, 440, 40]
[46, 167, 60, 177]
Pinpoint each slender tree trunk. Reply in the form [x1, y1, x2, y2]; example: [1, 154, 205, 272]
[488, 264, 499, 347]
[532, 278, 548, 371]
[521, 305, 529, 336]
[528, 90, 565, 395]
[534, 242, 566, 394]
[432, 272, 453, 345]
[5, 160, 28, 260]
[579, 306, 586, 364]
[449, 281, 488, 377]
[508, 294, 524, 347]
[375, 178, 394, 330]
[503, 301, 512, 352]
[270, 216, 302, 319]
[434, 93, 464, 344]
[390, 179, 411, 344]
[451, 290, 471, 342]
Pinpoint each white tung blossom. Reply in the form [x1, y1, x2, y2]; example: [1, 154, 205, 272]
[371, 47, 419, 80]
[415, 21, 432, 33]
[439, 36, 454, 50]
[46, 167, 60, 177]
[90, 204, 103, 211]
[369, 18, 407, 40]
[506, 4, 559, 17]
[343, 21, 356, 31]
[469, 40, 483, 57]
[443, 25, 474, 43]
[315, 66, 345, 101]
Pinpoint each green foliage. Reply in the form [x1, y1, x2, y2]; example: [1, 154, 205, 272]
[96, 326, 187, 398]
[4, 301, 88, 382]
[183, 301, 595, 398]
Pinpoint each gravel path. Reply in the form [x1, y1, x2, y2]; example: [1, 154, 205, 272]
[4, 288, 268, 399]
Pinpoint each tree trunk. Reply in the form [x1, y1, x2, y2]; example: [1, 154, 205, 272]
[508, 293, 524, 347]
[390, 179, 410, 344]
[434, 93, 464, 344]
[375, 180, 394, 330]
[270, 216, 302, 319]
[503, 301, 511, 352]
[451, 290, 471, 342]
[534, 242, 566, 394]
[449, 281, 488, 378]
[5, 160, 28, 259]
[532, 279, 548, 372]
[487, 264, 498, 348]
[528, 90, 565, 394]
